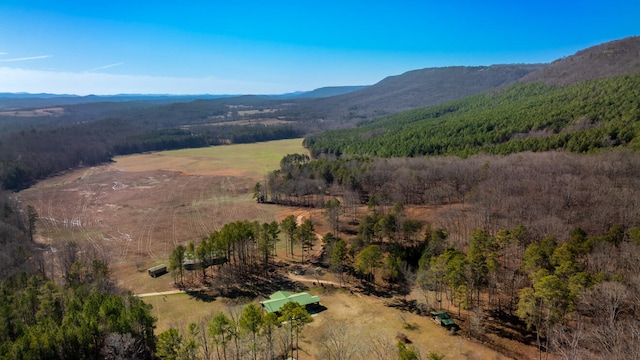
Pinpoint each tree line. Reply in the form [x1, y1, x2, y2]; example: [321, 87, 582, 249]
[264, 150, 640, 243]
[320, 205, 640, 359]
[167, 217, 318, 290]
[0, 97, 308, 191]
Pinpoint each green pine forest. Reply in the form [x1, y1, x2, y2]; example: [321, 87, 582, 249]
[304, 74, 640, 158]
[0, 248, 156, 359]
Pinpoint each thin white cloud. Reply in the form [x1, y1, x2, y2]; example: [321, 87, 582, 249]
[0, 52, 7, 55]
[0, 67, 292, 95]
[0, 55, 53, 62]
[86, 62, 125, 72]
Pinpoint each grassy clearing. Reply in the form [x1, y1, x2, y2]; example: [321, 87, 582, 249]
[112, 138, 306, 176]
[144, 293, 222, 333]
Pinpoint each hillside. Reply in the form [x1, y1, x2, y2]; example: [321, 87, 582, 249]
[331, 64, 543, 110]
[304, 37, 640, 158]
[521, 36, 640, 85]
[304, 74, 640, 158]
[286, 64, 544, 128]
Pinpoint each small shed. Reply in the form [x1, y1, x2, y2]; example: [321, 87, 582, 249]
[431, 311, 457, 329]
[260, 291, 321, 314]
[183, 257, 199, 271]
[147, 264, 167, 277]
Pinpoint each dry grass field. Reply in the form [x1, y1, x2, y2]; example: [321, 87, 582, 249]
[15, 138, 535, 359]
[16, 139, 306, 293]
[0, 106, 65, 117]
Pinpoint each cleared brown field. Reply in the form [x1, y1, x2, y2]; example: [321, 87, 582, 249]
[0, 106, 65, 117]
[198, 118, 290, 127]
[16, 139, 306, 294]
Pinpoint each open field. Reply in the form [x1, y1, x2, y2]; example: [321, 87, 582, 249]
[111, 138, 304, 177]
[0, 106, 65, 117]
[196, 118, 290, 127]
[16, 139, 306, 293]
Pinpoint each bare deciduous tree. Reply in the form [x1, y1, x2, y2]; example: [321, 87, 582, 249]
[319, 326, 362, 360]
[364, 334, 396, 360]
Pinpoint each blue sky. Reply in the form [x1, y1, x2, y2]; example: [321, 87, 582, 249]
[1, 0, 638, 95]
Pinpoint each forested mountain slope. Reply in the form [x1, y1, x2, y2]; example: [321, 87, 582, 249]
[285, 64, 543, 128]
[304, 37, 640, 157]
[304, 74, 640, 158]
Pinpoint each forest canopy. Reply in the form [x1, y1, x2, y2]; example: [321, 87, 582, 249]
[304, 75, 640, 158]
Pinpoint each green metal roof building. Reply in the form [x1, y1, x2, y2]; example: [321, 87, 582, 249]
[260, 291, 321, 314]
[147, 264, 167, 277]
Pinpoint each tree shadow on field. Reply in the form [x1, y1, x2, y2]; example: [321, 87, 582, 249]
[386, 298, 430, 317]
[186, 289, 217, 302]
[244, 273, 309, 297]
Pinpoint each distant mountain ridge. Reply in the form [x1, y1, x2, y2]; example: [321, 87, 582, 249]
[346, 64, 544, 109]
[3, 36, 640, 118]
[0, 86, 367, 110]
[0, 93, 234, 110]
[275, 86, 368, 99]
[294, 64, 545, 127]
